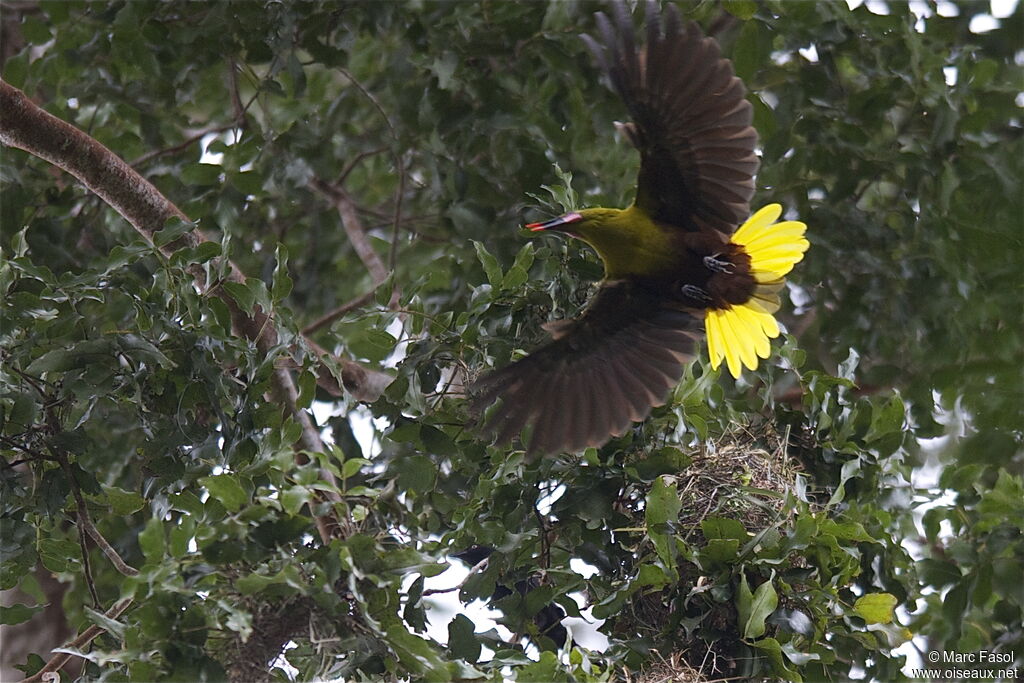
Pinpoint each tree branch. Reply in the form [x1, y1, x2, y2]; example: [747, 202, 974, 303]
[311, 178, 389, 284]
[20, 598, 133, 683]
[335, 67, 405, 295]
[421, 556, 490, 597]
[306, 177, 404, 335]
[0, 78, 349, 540]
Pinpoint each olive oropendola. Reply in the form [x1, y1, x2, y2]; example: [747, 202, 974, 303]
[472, 1, 809, 456]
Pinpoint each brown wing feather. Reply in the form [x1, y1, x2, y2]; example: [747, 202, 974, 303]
[470, 281, 702, 456]
[581, 0, 759, 235]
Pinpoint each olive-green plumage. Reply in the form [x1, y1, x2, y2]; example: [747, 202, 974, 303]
[472, 0, 761, 455]
[568, 207, 675, 279]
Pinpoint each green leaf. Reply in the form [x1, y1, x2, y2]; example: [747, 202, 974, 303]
[634, 563, 671, 589]
[420, 424, 456, 456]
[153, 216, 195, 247]
[516, 651, 561, 681]
[84, 604, 127, 640]
[341, 457, 372, 480]
[117, 334, 174, 369]
[701, 517, 747, 542]
[222, 281, 256, 315]
[646, 476, 681, 572]
[753, 637, 803, 682]
[501, 264, 528, 291]
[168, 491, 205, 517]
[200, 474, 249, 512]
[350, 328, 398, 363]
[396, 455, 437, 494]
[472, 240, 502, 287]
[27, 339, 116, 375]
[6, 392, 37, 430]
[38, 538, 79, 573]
[137, 517, 165, 562]
[819, 519, 876, 543]
[645, 476, 680, 526]
[1, 602, 44, 625]
[977, 470, 1024, 526]
[280, 485, 312, 516]
[737, 573, 753, 633]
[700, 538, 740, 565]
[722, 0, 758, 19]
[431, 52, 458, 90]
[272, 243, 293, 302]
[102, 485, 146, 515]
[181, 163, 222, 186]
[231, 170, 264, 195]
[853, 593, 898, 625]
[865, 394, 905, 442]
[511, 242, 535, 273]
[741, 575, 778, 640]
[385, 621, 447, 676]
[447, 613, 481, 663]
[236, 568, 304, 596]
[169, 516, 196, 558]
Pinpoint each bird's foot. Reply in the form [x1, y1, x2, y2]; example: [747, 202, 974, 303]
[681, 284, 712, 304]
[703, 254, 734, 273]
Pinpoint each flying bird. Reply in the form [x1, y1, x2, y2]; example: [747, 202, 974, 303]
[472, 1, 809, 456]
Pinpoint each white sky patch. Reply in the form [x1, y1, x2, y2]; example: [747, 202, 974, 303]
[969, 13, 1001, 32]
[992, 0, 1018, 17]
[420, 561, 517, 649]
[562, 593, 610, 652]
[788, 281, 813, 316]
[270, 643, 299, 681]
[894, 393, 971, 678]
[798, 44, 819, 63]
[936, 1, 960, 16]
[909, 0, 931, 31]
[865, 0, 890, 15]
[383, 317, 407, 369]
[199, 132, 225, 165]
[352, 404, 384, 457]
[943, 66, 959, 86]
[570, 558, 600, 579]
[536, 482, 567, 515]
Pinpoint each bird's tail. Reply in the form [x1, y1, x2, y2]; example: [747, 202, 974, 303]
[705, 204, 809, 378]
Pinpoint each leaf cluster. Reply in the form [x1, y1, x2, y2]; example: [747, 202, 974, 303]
[2, 1, 1021, 682]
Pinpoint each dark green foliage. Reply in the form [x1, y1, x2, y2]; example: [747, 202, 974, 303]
[1, 1, 1020, 681]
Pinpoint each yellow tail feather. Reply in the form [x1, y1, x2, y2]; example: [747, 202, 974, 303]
[706, 205, 809, 378]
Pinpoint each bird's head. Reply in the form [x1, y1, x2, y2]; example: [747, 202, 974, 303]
[525, 208, 623, 242]
[526, 206, 671, 279]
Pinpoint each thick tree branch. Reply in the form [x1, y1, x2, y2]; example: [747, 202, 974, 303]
[20, 598, 133, 683]
[0, 78, 352, 540]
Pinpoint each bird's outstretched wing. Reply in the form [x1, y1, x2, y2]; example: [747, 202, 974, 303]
[582, 0, 758, 235]
[470, 281, 702, 456]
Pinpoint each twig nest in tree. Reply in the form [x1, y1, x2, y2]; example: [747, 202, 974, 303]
[678, 421, 801, 535]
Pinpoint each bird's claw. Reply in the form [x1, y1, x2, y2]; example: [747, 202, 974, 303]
[703, 254, 733, 273]
[681, 284, 712, 304]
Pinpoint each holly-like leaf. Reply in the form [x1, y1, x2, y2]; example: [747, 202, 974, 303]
[853, 593, 898, 625]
